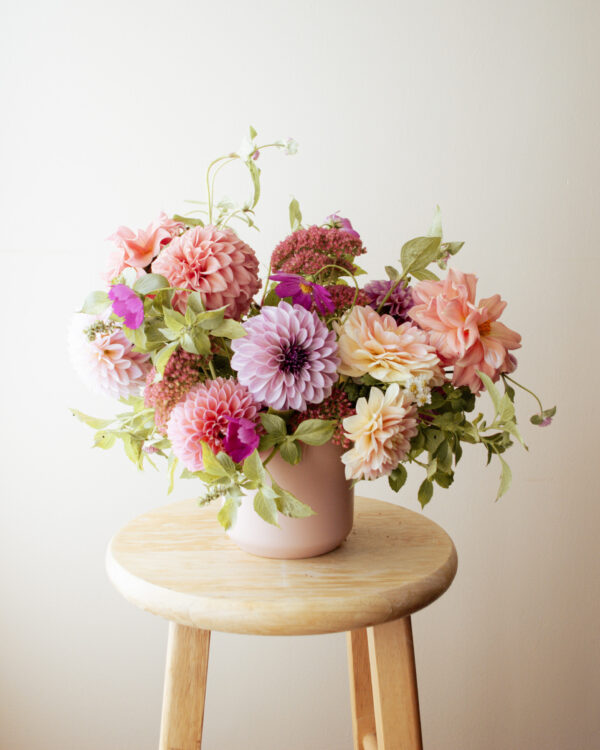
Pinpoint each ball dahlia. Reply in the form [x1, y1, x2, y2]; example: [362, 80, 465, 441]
[167, 377, 259, 471]
[69, 314, 150, 399]
[342, 384, 418, 481]
[271, 225, 366, 277]
[231, 301, 339, 411]
[152, 225, 261, 319]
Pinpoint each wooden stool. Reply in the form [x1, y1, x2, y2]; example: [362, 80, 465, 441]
[107, 496, 457, 750]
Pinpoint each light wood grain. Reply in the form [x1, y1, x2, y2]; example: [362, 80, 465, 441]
[362, 733, 378, 750]
[159, 623, 210, 750]
[106, 496, 457, 636]
[348, 629, 376, 750]
[367, 617, 422, 750]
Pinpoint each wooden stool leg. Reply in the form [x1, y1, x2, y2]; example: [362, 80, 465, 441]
[366, 617, 422, 750]
[159, 623, 211, 750]
[347, 628, 376, 750]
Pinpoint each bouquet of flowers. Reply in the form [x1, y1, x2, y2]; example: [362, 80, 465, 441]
[71, 128, 554, 529]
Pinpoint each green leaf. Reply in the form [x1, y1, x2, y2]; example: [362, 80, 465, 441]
[247, 158, 261, 208]
[444, 241, 464, 256]
[123, 324, 148, 351]
[180, 332, 198, 354]
[93, 430, 116, 449]
[426, 458, 438, 480]
[194, 308, 227, 329]
[428, 205, 443, 238]
[216, 451, 237, 475]
[163, 308, 186, 332]
[433, 470, 454, 488]
[477, 370, 502, 414]
[254, 487, 279, 526]
[202, 443, 231, 479]
[153, 342, 178, 376]
[249, 125, 258, 139]
[242, 450, 265, 485]
[400, 236, 441, 277]
[273, 484, 315, 518]
[289, 197, 302, 231]
[280, 438, 302, 465]
[167, 454, 178, 494]
[497, 394, 515, 424]
[424, 428, 444, 453]
[418, 479, 434, 508]
[133, 274, 170, 295]
[191, 328, 211, 355]
[388, 464, 407, 492]
[292, 419, 336, 446]
[71, 409, 113, 430]
[496, 456, 512, 500]
[260, 413, 287, 439]
[186, 291, 206, 315]
[210, 319, 247, 339]
[172, 214, 204, 227]
[384, 265, 401, 281]
[412, 268, 440, 281]
[530, 406, 556, 425]
[217, 496, 241, 530]
[80, 290, 110, 315]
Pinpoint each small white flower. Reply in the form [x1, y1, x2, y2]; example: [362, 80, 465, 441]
[405, 374, 432, 406]
[276, 137, 299, 156]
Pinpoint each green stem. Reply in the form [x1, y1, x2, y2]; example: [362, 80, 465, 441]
[262, 446, 279, 467]
[314, 263, 361, 310]
[503, 374, 544, 413]
[376, 276, 406, 314]
[260, 261, 273, 305]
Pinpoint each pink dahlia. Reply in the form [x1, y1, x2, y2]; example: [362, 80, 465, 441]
[151, 225, 261, 318]
[341, 384, 418, 481]
[104, 212, 184, 281]
[231, 301, 339, 411]
[167, 378, 259, 471]
[144, 349, 206, 434]
[69, 314, 150, 399]
[271, 225, 366, 277]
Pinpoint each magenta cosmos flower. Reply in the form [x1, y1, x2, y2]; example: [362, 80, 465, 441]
[231, 301, 339, 411]
[108, 284, 144, 329]
[270, 273, 334, 314]
[325, 213, 361, 239]
[223, 416, 260, 462]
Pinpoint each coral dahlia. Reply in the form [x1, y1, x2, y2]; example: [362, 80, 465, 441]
[152, 225, 261, 319]
[167, 378, 259, 471]
[342, 384, 418, 481]
[231, 301, 339, 411]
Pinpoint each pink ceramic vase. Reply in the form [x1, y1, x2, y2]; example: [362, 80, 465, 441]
[226, 441, 354, 559]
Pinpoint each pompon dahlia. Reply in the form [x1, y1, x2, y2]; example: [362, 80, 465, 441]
[231, 301, 339, 411]
[341, 384, 418, 481]
[326, 285, 370, 315]
[144, 349, 206, 434]
[290, 387, 355, 449]
[167, 378, 259, 471]
[363, 279, 414, 323]
[152, 225, 261, 318]
[69, 314, 150, 399]
[335, 305, 442, 385]
[271, 225, 366, 276]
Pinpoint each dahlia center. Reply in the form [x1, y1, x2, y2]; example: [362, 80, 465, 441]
[279, 341, 309, 374]
[478, 320, 492, 337]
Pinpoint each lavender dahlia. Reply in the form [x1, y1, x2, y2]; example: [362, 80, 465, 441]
[231, 301, 339, 411]
[364, 279, 414, 323]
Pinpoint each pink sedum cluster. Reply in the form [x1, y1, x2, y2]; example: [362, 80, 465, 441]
[144, 349, 206, 435]
[152, 225, 261, 318]
[104, 212, 184, 281]
[69, 315, 150, 399]
[271, 225, 365, 276]
[409, 269, 521, 393]
[167, 377, 259, 472]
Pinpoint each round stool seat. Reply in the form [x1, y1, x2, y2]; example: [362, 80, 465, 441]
[107, 496, 457, 636]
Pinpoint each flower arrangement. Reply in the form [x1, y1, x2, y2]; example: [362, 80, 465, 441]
[71, 127, 555, 529]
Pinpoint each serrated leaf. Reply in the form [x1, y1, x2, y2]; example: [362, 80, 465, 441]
[71, 409, 113, 430]
[388, 464, 407, 492]
[242, 450, 265, 485]
[273, 484, 315, 518]
[192, 328, 211, 355]
[280, 438, 302, 465]
[496, 456, 512, 500]
[133, 274, 170, 295]
[194, 308, 227, 329]
[180, 332, 198, 354]
[80, 290, 110, 315]
[202, 443, 230, 479]
[289, 197, 302, 231]
[216, 451, 237, 475]
[254, 488, 279, 526]
[186, 291, 206, 315]
[260, 413, 287, 438]
[292, 419, 336, 446]
[217, 496, 241, 530]
[210, 319, 247, 339]
[163, 307, 186, 332]
[418, 479, 434, 508]
[153, 342, 178, 376]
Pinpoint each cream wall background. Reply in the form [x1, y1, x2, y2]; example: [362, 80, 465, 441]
[1, 0, 598, 748]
